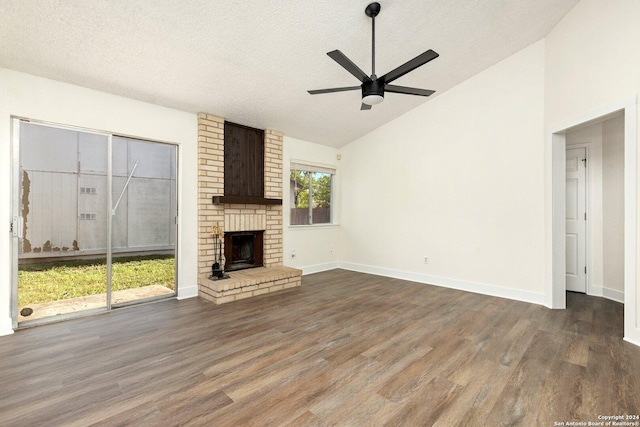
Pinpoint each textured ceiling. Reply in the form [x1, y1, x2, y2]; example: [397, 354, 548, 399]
[0, 0, 579, 147]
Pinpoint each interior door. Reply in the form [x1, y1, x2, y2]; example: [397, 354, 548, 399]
[566, 147, 587, 293]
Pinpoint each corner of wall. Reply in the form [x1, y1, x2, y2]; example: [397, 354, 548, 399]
[0, 317, 14, 336]
[177, 285, 199, 300]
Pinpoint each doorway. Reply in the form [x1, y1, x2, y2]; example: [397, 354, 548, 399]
[11, 119, 178, 327]
[565, 146, 587, 293]
[548, 96, 638, 345]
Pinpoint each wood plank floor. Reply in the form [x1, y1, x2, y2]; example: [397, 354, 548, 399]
[1, 269, 639, 426]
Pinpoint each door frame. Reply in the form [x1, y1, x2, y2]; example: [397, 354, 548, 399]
[10, 119, 19, 329]
[10, 117, 179, 328]
[565, 144, 589, 294]
[10, 118, 114, 328]
[547, 94, 639, 346]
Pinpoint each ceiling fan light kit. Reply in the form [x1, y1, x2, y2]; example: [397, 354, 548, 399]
[308, 2, 439, 111]
[362, 94, 384, 105]
[362, 78, 385, 105]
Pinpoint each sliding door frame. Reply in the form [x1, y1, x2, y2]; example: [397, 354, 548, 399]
[11, 117, 179, 327]
[10, 119, 19, 329]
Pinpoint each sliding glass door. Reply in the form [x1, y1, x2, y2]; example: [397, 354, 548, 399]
[110, 137, 177, 307]
[12, 119, 177, 326]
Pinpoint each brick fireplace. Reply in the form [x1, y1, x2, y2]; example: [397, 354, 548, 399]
[196, 113, 301, 304]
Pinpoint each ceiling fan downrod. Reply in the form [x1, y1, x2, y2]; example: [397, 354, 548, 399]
[365, 2, 381, 78]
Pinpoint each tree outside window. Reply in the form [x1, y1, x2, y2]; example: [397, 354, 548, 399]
[290, 166, 333, 225]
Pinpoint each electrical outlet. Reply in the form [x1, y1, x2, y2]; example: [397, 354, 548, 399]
[291, 250, 296, 258]
[424, 256, 429, 264]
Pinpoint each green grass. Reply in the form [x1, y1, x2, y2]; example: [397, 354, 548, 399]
[18, 255, 175, 306]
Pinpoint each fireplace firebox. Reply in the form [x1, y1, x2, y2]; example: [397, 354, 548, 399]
[224, 231, 264, 271]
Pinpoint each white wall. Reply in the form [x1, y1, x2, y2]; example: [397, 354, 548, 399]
[339, 40, 546, 303]
[545, 0, 640, 344]
[282, 136, 340, 274]
[602, 115, 625, 297]
[0, 68, 199, 335]
[544, 0, 640, 126]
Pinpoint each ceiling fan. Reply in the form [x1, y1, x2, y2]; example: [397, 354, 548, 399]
[308, 2, 439, 110]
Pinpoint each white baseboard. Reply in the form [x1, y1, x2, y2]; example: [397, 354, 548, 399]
[589, 285, 624, 304]
[624, 331, 640, 348]
[0, 317, 14, 336]
[588, 285, 604, 297]
[338, 262, 546, 306]
[602, 287, 624, 304]
[177, 285, 198, 299]
[301, 262, 339, 276]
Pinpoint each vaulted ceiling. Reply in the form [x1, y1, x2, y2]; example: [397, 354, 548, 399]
[0, 0, 579, 147]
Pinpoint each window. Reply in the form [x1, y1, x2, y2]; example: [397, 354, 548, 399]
[290, 162, 335, 225]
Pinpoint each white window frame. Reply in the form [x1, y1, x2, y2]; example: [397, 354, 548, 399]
[290, 161, 336, 227]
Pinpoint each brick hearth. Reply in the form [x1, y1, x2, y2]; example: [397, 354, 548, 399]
[199, 265, 302, 304]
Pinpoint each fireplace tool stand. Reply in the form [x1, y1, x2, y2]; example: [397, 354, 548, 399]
[210, 224, 229, 280]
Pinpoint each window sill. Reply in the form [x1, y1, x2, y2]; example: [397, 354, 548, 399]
[288, 223, 340, 230]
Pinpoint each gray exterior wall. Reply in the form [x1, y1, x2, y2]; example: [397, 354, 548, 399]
[19, 123, 176, 259]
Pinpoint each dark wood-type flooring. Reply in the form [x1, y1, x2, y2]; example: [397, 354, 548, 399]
[1, 269, 639, 426]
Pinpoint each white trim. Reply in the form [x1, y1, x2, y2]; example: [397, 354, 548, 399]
[548, 133, 567, 309]
[547, 94, 639, 347]
[107, 134, 113, 308]
[623, 101, 639, 344]
[10, 118, 20, 330]
[11, 115, 179, 145]
[548, 95, 636, 135]
[289, 224, 340, 230]
[624, 336, 640, 347]
[290, 159, 337, 174]
[0, 317, 14, 336]
[590, 285, 625, 304]
[602, 287, 625, 304]
[588, 285, 604, 297]
[338, 262, 546, 306]
[300, 262, 339, 275]
[177, 285, 198, 299]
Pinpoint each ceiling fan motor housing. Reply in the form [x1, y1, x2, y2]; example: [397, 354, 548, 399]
[362, 79, 384, 98]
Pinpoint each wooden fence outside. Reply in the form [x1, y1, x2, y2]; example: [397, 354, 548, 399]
[290, 208, 330, 225]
